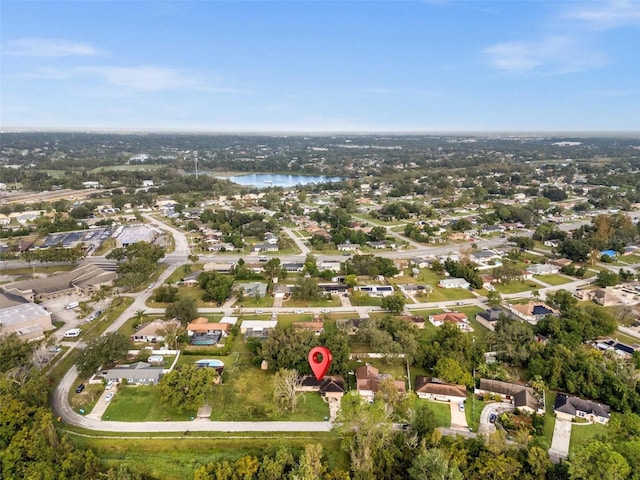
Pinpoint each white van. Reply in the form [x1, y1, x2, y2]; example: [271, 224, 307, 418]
[63, 328, 81, 338]
[65, 301, 79, 310]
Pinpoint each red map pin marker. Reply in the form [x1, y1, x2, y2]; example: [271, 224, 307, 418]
[308, 346, 332, 381]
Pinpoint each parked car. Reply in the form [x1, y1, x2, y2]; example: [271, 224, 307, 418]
[294, 309, 304, 314]
[75, 384, 85, 394]
[49, 346, 62, 353]
[489, 413, 497, 423]
[255, 309, 264, 314]
[105, 380, 115, 390]
[105, 392, 115, 402]
[458, 401, 465, 412]
[321, 309, 330, 313]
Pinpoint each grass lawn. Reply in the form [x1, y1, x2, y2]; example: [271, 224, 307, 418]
[283, 296, 341, 308]
[235, 294, 275, 308]
[612, 331, 640, 345]
[418, 400, 451, 428]
[495, 280, 543, 294]
[68, 434, 346, 480]
[103, 386, 196, 421]
[349, 294, 382, 307]
[146, 286, 218, 308]
[90, 164, 165, 173]
[427, 287, 476, 303]
[209, 365, 329, 421]
[569, 422, 609, 454]
[538, 391, 557, 450]
[166, 264, 204, 284]
[69, 383, 104, 415]
[535, 274, 573, 286]
[465, 395, 488, 433]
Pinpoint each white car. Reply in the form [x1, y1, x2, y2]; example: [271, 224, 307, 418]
[294, 309, 304, 314]
[321, 309, 330, 314]
[458, 401, 465, 412]
[105, 392, 115, 402]
[255, 309, 264, 314]
[105, 380, 115, 390]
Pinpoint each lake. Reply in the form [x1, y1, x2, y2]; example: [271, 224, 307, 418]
[220, 173, 343, 188]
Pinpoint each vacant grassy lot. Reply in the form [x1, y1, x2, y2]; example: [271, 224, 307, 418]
[68, 434, 346, 480]
[103, 386, 196, 421]
[427, 287, 476, 302]
[284, 296, 341, 308]
[494, 280, 542, 294]
[535, 274, 573, 286]
[425, 401, 452, 428]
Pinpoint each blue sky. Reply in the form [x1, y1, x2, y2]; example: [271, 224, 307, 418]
[1, 0, 639, 132]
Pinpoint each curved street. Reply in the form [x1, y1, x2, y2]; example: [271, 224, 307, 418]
[48, 214, 640, 434]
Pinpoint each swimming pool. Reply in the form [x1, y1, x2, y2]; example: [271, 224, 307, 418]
[195, 359, 225, 368]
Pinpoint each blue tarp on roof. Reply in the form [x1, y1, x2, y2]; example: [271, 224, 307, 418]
[600, 250, 617, 258]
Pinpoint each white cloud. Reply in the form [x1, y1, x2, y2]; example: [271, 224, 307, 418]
[19, 64, 249, 94]
[564, 0, 640, 29]
[484, 35, 605, 74]
[5, 38, 102, 57]
[79, 66, 202, 92]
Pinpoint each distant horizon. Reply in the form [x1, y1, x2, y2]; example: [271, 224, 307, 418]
[2, 1, 639, 132]
[2, 127, 640, 138]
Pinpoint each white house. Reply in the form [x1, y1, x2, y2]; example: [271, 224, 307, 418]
[438, 278, 470, 289]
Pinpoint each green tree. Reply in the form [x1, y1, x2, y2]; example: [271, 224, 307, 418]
[568, 440, 630, 480]
[334, 395, 393, 480]
[76, 332, 132, 377]
[292, 276, 322, 302]
[0, 333, 35, 373]
[292, 443, 326, 480]
[412, 402, 438, 442]
[158, 365, 217, 414]
[408, 447, 463, 480]
[596, 270, 619, 287]
[486, 289, 502, 307]
[433, 358, 473, 387]
[380, 291, 406, 313]
[273, 368, 302, 413]
[166, 297, 198, 324]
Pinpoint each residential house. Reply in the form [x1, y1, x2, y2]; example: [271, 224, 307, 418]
[438, 278, 470, 289]
[593, 338, 639, 359]
[337, 242, 358, 252]
[354, 285, 395, 297]
[282, 262, 304, 273]
[554, 394, 611, 424]
[187, 317, 231, 345]
[508, 302, 559, 325]
[236, 282, 268, 298]
[180, 271, 201, 287]
[356, 364, 405, 402]
[526, 264, 560, 275]
[397, 284, 431, 296]
[475, 307, 514, 324]
[366, 241, 387, 249]
[104, 362, 163, 385]
[428, 312, 469, 331]
[319, 260, 342, 272]
[475, 379, 540, 414]
[240, 320, 277, 338]
[131, 318, 180, 343]
[292, 321, 324, 335]
[414, 376, 467, 402]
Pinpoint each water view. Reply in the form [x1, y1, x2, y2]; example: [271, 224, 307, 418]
[220, 173, 343, 188]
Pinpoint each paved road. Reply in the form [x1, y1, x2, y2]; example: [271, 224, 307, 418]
[282, 227, 310, 255]
[477, 402, 514, 435]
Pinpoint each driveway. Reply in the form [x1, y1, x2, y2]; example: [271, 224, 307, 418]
[549, 418, 572, 463]
[450, 401, 468, 430]
[477, 402, 514, 435]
